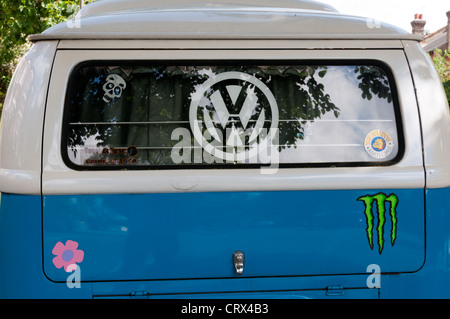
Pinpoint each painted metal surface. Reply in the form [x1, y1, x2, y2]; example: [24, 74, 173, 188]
[41, 49, 424, 196]
[41, 189, 424, 282]
[2, 188, 450, 298]
[0, 41, 57, 195]
[29, 0, 420, 42]
[402, 40, 450, 189]
[78, 0, 339, 18]
[1, 0, 450, 300]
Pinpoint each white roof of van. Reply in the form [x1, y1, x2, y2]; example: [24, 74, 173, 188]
[29, 0, 422, 42]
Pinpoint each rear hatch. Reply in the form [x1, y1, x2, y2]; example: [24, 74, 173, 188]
[43, 189, 424, 282]
[42, 51, 425, 284]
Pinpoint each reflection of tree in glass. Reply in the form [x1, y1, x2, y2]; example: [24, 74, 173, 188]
[355, 66, 392, 103]
[257, 66, 340, 151]
[195, 66, 341, 154]
[66, 64, 393, 166]
[266, 65, 393, 152]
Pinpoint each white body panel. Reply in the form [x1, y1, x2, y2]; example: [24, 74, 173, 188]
[1, 0, 448, 196]
[32, 8, 420, 42]
[29, 0, 420, 42]
[403, 41, 450, 189]
[78, 0, 339, 17]
[40, 48, 424, 195]
[0, 41, 58, 194]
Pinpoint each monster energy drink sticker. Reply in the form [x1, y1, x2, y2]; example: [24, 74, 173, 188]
[357, 193, 399, 254]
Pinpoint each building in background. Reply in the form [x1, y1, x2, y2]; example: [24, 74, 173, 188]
[412, 11, 450, 53]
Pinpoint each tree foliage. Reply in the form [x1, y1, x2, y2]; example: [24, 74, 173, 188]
[431, 49, 450, 82]
[430, 49, 450, 106]
[0, 0, 95, 115]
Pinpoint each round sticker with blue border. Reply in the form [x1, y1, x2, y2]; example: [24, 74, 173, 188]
[364, 130, 394, 159]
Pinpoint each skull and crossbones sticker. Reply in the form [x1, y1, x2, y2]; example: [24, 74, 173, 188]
[102, 74, 126, 103]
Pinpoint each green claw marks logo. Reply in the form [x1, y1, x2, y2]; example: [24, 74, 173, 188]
[357, 193, 399, 254]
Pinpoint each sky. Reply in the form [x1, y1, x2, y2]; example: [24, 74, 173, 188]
[323, 0, 449, 34]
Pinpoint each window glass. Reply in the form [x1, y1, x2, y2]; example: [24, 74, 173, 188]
[63, 62, 401, 169]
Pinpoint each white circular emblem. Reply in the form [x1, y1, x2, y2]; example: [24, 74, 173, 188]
[189, 71, 279, 162]
[364, 130, 394, 159]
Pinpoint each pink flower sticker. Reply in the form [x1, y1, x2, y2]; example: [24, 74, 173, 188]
[52, 240, 84, 272]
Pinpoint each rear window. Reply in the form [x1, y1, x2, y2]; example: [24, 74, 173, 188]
[62, 61, 402, 170]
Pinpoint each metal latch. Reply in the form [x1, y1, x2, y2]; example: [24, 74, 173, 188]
[233, 251, 245, 276]
[326, 285, 344, 296]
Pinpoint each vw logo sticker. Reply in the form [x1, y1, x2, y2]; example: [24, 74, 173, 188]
[189, 71, 279, 162]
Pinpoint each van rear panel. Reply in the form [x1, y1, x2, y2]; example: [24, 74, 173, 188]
[37, 47, 425, 297]
[3, 0, 449, 299]
[42, 189, 424, 282]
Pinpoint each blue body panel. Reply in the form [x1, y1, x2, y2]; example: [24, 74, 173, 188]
[42, 190, 424, 282]
[0, 188, 448, 298]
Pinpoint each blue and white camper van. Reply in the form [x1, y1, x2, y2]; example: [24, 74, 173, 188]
[0, 0, 449, 299]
